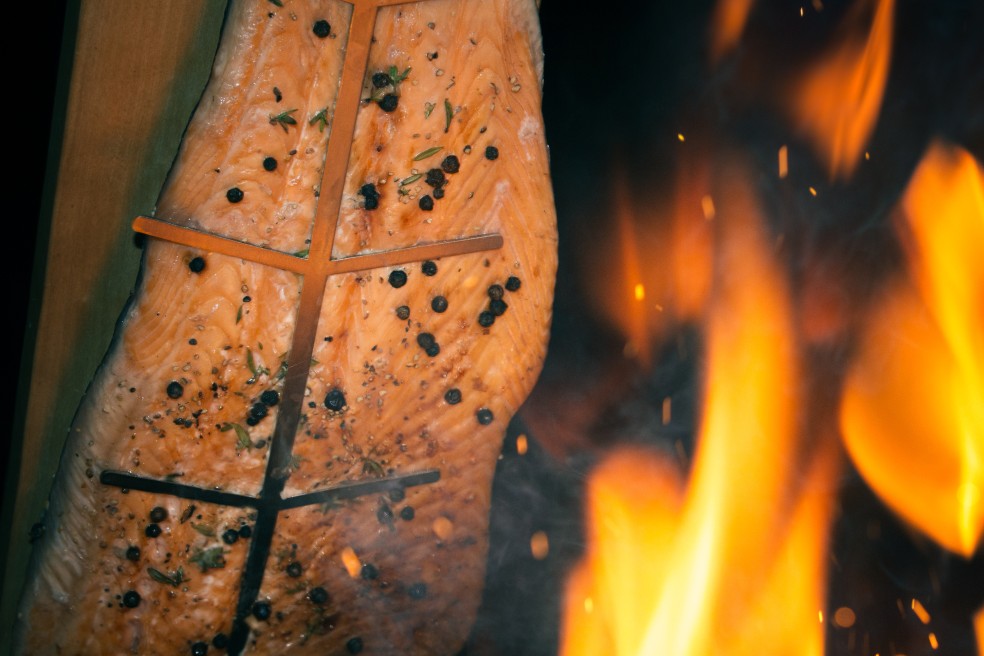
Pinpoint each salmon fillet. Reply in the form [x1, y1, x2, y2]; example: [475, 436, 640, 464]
[15, 0, 556, 653]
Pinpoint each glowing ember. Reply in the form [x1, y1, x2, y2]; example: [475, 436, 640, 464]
[840, 141, 984, 557]
[530, 531, 549, 560]
[787, 0, 894, 179]
[562, 168, 838, 655]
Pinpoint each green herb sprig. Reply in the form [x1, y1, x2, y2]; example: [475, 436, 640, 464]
[269, 109, 298, 132]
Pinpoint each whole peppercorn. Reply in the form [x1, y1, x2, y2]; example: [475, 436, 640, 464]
[395, 305, 411, 320]
[145, 523, 162, 538]
[425, 168, 445, 187]
[262, 156, 277, 171]
[476, 408, 494, 425]
[226, 187, 244, 203]
[400, 506, 415, 521]
[505, 276, 522, 291]
[421, 260, 438, 276]
[418, 195, 434, 211]
[212, 634, 229, 649]
[360, 563, 379, 580]
[440, 155, 460, 173]
[260, 390, 280, 406]
[487, 284, 504, 301]
[325, 388, 346, 412]
[166, 381, 184, 399]
[191, 642, 209, 656]
[378, 94, 399, 112]
[388, 487, 406, 502]
[490, 299, 508, 316]
[364, 195, 379, 210]
[478, 311, 495, 327]
[485, 146, 499, 160]
[286, 561, 302, 578]
[433, 187, 445, 199]
[125, 546, 141, 562]
[188, 257, 206, 273]
[388, 269, 408, 288]
[425, 343, 441, 357]
[249, 403, 268, 420]
[431, 296, 448, 313]
[149, 507, 168, 523]
[309, 587, 329, 604]
[346, 637, 364, 654]
[371, 72, 392, 88]
[312, 20, 331, 38]
[238, 524, 253, 539]
[416, 333, 436, 349]
[122, 590, 141, 608]
[252, 600, 272, 621]
[444, 388, 462, 405]
[221, 529, 239, 545]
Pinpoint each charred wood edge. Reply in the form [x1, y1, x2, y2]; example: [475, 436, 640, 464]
[99, 468, 440, 511]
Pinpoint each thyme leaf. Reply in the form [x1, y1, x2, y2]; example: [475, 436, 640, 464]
[424, 102, 435, 119]
[309, 108, 329, 132]
[220, 422, 252, 452]
[246, 348, 270, 378]
[400, 173, 423, 186]
[189, 546, 226, 572]
[413, 146, 443, 161]
[269, 109, 298, 132]
[148, 566, 186, 587]
[191, 523, 215, 537]
[443, 99, 453, 133]
[268, 0, 284, 6]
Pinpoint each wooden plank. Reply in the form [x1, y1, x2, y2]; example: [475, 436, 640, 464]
[0, 1, 227, 646]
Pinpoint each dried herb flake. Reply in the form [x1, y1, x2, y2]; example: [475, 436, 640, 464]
[413, 146, 443, 161]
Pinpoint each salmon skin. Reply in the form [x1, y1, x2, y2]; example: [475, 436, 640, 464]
[15, 0, 556, 653]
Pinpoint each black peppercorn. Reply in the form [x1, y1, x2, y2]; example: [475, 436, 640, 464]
[361, 563, 379, 580]
[425, 343, 440, 357]
[221, 529, 239, 545]
[485, 146, 499, 160]
[145, 523, 162, 538]
[260, 390, 279, 406]
[238, 525, 252, 539]
[188, 257, 206, 273]
[408, 582, 428, 599]
[416, 333, 435, 349]
[488, 284, 504, 300]
[308, 587, 329, 604]
[421, 260, 438, 276]
[149, 507, 167, 523]
[249, 403, 268, 420]
[359, 183, 380, 210]
[122, 590, 141, 608]
[378, 94, 399, 112]
[431, 296, 448, 313]
[312, 19, 331, 38]
[191, 641, 209, 656]
[433, 187, 445, 199]
[444, 388, 462, 405]
[286, 561, 302, 578]
[371, 72, 392, 88]
[395, 305, 411, 320]
[425, 168, 445, 187]
[166, 381, 184, 399]
[490, 299, 508, 316]
[476, 408, 494, 425]
[478, 311, 495, 327]
[364, 195, 379, 210]
[212, 634, 229, 649]
[388, 487, 405, 502]
[505, 276, 521, 291]
[325, 388, 346, 412]
[246, 416, 259, 427]
[125, 546, 140, 561]
[400, 506, 415, 521]
[226, 187, 244, 203]
[252, 600, 272, 621]
[418, 195, 434, 211]
[441, 155, 460, 173]
[388, 269, 408, 288]
[262, 156, 277, 171]
[377, 505, 394, 524]
[346, 637, 364, 654]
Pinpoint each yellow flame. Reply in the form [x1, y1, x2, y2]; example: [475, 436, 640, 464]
[840, 141, 984, 556]
[563, 166, 837, 655]
[788, 0, 894, 179]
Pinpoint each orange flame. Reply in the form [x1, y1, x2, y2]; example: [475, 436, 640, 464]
[581, 156, 714, 366]
[708, 0, 756, 63]
[840, 141, 984, 556]
[563, 166, 838, 655]
[788, 0, 894, 180]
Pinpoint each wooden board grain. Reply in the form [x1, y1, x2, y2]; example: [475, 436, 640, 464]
[1, 1, 227, 649]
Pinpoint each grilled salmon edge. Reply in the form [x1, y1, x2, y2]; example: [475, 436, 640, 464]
[15, 0, 556, 654]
